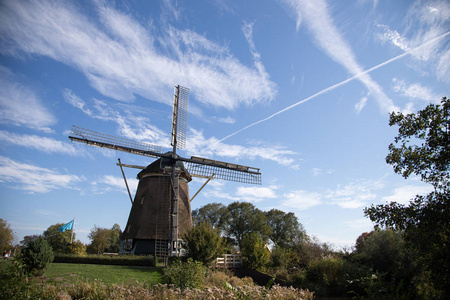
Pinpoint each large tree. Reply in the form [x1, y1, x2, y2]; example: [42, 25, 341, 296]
[224, 201, 271, 248]
[43, 223, 74, 253]
[191, 202, 228, 230]
[265, 209, 306, 248]
[364, 97, 449, 297]
[0, 219, 14, 253]
[87, 224, 122, 254]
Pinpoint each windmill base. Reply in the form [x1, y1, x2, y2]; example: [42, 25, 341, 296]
[119, 239, 176, 257]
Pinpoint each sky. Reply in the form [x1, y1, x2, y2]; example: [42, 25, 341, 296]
[0, 0, 449, 250]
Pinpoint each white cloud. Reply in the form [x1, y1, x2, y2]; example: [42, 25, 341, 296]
[343, 218, 374, 230]
[64, 90, 169, 146]
[392, 78, 442, 103]
[0, 156, 83, 193]
[281, 190, 322, 211]
[376, 1, 450, 84]
[236, 186, 278, 202]
[0, 0, 276, 110]
[187, 128, 298, 169]
[324, 178, 384, 209]
[0, 66, 56, 132]
[355, 96, 368, 114]
[92, 175, 138, 196]
[382, 184, 434, 205]
[282, 0, 398, 113]
[0, 130, 86, 156]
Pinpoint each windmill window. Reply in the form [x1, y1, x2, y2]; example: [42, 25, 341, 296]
[126, 225, 131, 233]
[141, 196, 145, 204]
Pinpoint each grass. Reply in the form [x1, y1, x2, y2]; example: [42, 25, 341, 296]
[44, 263, 164, 286]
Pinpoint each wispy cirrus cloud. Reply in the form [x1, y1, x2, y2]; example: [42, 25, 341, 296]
[0, 0, 276, 110]
[236, 186, 278, 202]
[187, 128, 298, 169]
[0, 66, 56, 132]
[282, 0, 398, 113]
[0, 156, 83, 193]
[376, 0, 450, 83]
[382, 184, 434, 205]
[0, 130, 86, 156]
[324, 179, 384, 209]
[392, 78, 442, 104]
[63, 89, 170, 146]
[65, 90, 298, 168]
[91, 175, 138, 196]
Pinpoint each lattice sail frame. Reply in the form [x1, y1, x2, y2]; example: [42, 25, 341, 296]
[69, 126, 262, 185]
[171, 86, 189, 149]
[69, 126, 161, 158]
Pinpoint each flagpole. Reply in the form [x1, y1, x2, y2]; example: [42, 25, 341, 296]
[70, 217, 75, 244]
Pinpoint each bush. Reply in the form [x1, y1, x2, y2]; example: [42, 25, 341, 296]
[240, 232, 270, 270]
[183, 222, 224, 266]
[20, 236, 54, 276]
[305, 256, 346, 296]
[163, 258, 208, 289]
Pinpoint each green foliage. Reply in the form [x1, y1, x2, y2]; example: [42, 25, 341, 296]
[192, 202, 229, 230]
[240, 232, 270, 270]
[385, 97, 449, 189]
[183, 222, 224, 266]
[0, 219, 14, 253]
[87, 224, 121, 254]
[352, 229, 418, 297]
[43, 223, 74, 253]
[67, 239, 87, 255]
[304, 256, 346, 296]
[365, 97, 450, 297]
[19, 236, 54, 276]
[265, 209, 306, 248]
[163, 258, 208, 289]
[225, 201, 272, 248]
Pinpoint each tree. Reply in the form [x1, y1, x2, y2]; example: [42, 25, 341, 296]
[240, 232, 270, 270]
[192, 202, 229, 230]
[87, 225, 111, 254]
[265, 209, 306, 248]
[0, 219, 14, 253]
[183, 222, 224, 266]
[43, 223, 74, 253]
[106, 223, 122, 253]
[20, 235, 40, 248]
[20, 236, 54, 276]
[224, 201, 271, 248]
[353, 229, 418, 297]
[364, 97, 450, 297]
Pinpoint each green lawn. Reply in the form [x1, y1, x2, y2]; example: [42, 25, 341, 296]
[44, 263, 164, 286]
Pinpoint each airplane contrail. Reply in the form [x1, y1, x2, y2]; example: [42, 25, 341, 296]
[218, 31, 450, 144]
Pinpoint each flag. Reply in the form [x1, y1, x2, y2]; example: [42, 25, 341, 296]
[58, 220, 74, 232]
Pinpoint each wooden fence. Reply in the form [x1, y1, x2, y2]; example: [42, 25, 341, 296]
[215, 254, 242, 268]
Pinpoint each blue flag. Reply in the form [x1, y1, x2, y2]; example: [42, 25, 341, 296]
[58, 220, 74, 232]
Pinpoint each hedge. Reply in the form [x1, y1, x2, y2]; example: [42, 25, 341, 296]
[53, 254, 156, 266]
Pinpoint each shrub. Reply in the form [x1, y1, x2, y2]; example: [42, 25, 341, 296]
[305, 256, 346, 296]
[163, 258, 208, 289]
[240, 232, 270, 270]
[20, 236, 54, 276]
[183, 222, 224, 266]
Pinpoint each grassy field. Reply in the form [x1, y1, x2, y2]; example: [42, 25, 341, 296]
[1, 260, 164, 286]
[44, 263, 164, 285]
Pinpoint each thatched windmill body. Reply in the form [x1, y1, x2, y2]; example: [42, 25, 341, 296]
[69, 86, 261, 257]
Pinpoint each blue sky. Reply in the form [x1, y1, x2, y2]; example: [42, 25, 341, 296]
[1, 0, 448, 249]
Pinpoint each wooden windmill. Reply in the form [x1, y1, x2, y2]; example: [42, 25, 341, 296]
[69, 85, 261, 257]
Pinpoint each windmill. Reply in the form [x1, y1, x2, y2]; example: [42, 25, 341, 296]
[69, 85, 261, 257]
